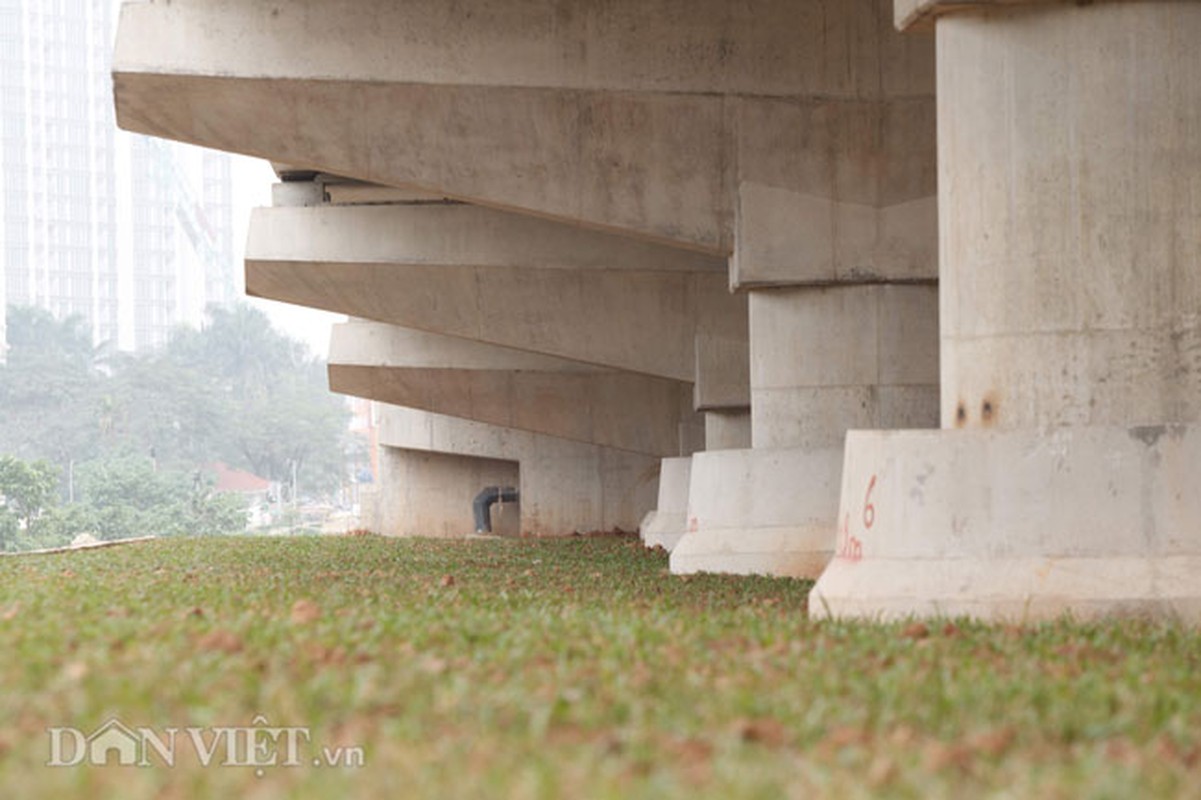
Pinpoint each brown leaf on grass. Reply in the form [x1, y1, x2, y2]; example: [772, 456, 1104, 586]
[306, 644, 348, 666]
[60, 569, 75, 579]
[420, 657, 449, 675]
[902, 622, 930, 640]
[867, 755, 899, 787]
[183, 606, 205, 620]
[290, 599, 321, 624]
[824, 726, 870, 749]
[922, 741, 974, 774]
[62, 661, 88, 681]
[440, 574, 456, 588]
[1, 604, 19, 621]
[942, 622, 961, 638]
[969, 727, 1016, 758]
[198, 630, 243, 654]
[734, 717, 787, 747]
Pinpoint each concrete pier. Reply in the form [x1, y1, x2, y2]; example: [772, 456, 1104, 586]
[814, 0, 1201, 620]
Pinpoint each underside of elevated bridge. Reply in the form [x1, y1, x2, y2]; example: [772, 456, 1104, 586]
[115, 0, 1201, 621]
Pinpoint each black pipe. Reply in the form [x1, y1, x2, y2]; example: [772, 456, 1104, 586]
[473, 486, 519, 534]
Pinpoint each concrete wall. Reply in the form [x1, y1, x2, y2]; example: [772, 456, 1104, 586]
[379, 405, 659, 535]
[378, 446, 520, 538]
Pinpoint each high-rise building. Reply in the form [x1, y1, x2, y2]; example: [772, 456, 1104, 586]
[0, 0, 237, 357]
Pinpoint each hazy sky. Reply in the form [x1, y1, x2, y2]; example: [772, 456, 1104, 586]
[227, 156, 344, 360]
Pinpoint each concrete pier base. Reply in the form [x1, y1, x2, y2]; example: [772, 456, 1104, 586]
[639, 457, 692, 552]
[669, 446, 841, 577]
[813, 425, 1201, 621]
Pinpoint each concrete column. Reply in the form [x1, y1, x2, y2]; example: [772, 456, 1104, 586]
[670, 13, 941, 577]
[814, 0, 1201, 620]
[704, 411, 751, 451]
[749, 285, 938, 450]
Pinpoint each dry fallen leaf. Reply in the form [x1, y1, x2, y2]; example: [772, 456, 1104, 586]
[62, 661, 88, 681]
[440, 574, 456, 588]
[198, 630, 243, 654]
[290, 599, 321, 624]
[902, 622, 930, 640]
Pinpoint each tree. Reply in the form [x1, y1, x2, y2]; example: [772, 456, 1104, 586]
[0, 456, 59, 549]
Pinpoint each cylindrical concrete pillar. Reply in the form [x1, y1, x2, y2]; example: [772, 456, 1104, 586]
[813, 0, 1201, 620]
[750, 284, 939, 449]
[938, 1, 1201, 431]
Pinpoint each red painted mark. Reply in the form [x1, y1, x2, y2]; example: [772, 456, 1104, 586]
[688, 516, 699, 533]
[836, 511, 863, 562]
[863, 474, 877, 530]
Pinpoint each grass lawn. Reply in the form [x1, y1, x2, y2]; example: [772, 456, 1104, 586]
[1, 534, 1199, 799]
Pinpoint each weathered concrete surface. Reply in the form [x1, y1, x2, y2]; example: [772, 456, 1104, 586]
[379, 405, 658, 535]
[640, 457, 693, 552]
[328, 321, 699, 457]
[670, 446, 842, 577]
[672, 283, 939, 577]
[114, 0, 934, 254]
[694, 331, 751, 412]
[750, 284, 939, 449]
[815, 0, 1201, 620]
[704, 411, 752, 451]
[245, 204, 747, 385]
[813, 426, 1201, 620]
[937, 2, 1201, 433]
[377, 446, 520, 538]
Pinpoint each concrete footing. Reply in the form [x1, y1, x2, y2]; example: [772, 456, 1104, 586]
[669, 446, 841, 578]
[639, 457, 692, 552]
[812, 425, 1201, 621]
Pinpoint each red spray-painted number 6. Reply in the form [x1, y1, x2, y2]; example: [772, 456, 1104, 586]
[863, 475, 877, 530]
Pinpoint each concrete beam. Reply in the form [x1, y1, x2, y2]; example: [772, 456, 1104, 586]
[378, 405, 659, 535]
[327, 321, 699, 457]
[114, 0, 934, 252]
[245, 204, 747, 386]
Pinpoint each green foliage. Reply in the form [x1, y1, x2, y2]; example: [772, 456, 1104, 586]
[1, 302, 349, 486]
[40, 457, 247, 542]
[0, 303, 349, 550]
[0, 455, 59, 549]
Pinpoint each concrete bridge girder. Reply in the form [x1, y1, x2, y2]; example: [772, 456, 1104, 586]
[114, 0, 935, 255]
[245, 204, 749, 393]
[327, 321, 702, 458]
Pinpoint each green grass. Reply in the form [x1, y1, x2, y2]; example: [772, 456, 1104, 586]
[1, 534, 1200, 799]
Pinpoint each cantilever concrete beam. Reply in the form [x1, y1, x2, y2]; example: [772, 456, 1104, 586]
[327, 321, 701, 458]
[245, 204, 748, 388]
[113, 0, 934, 253]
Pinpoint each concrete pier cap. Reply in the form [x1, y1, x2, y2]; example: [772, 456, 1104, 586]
[813, 0, 1201, 621]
